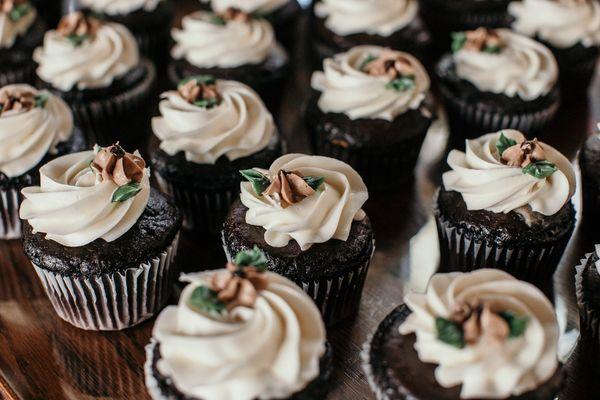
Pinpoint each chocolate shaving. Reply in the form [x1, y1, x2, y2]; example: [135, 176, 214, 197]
[463, 27, 504, 52]
[220, 7, 251, 23]
[178, 79, 220, 105]
[263, 170, 315, 208]
[92, 143, 146, 186]
[0, 89, 35, 116]
[363, 50, 415, 80]
[57, 11, 100, 39]
[501, 138, 547, 168]
[210, 262, 268, 310]
[451, 300, 510, 345]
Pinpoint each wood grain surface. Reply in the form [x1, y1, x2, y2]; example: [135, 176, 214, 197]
[1, 2, 600, 399]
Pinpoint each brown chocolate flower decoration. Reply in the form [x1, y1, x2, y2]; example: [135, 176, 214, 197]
[451, 300, 510, 345]
[92, 143, 146, 186]
[501, 138, 547, 168]
[463, 28, 504, 53]
[0, 0, 25, 13]
[178, 78, 220, 106]
[57, 11, 100, 40]
[263, 170, 316, 208]
[210, 262, 268, 311]
[363, 50, 416, 80]
[0, 88, 35, 116]
[220, 7, 251, 23]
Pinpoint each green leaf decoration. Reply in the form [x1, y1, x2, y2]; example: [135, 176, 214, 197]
[234, 245, 268, 271]
[436, 317, 465, 349]
[483, 45, 502, 54]
[303, 176, 325, 191]
[67, 33, 91, 47]
[35, 93, 49, 108]
[499, 311, 529, 338]
[9, 4, 31, 22]
[522, 160, 557, 179]
[193, 98, 220, 109]
[496, 132, 517, 156]
[111, 182, 142, 203]
[451, 31, 467, 53]
[209, 15, 226, 25]
[385, 76, 415, 92]
[359, 54, 377, 71]
[188, 286, 226, 314]
[239, 169, 271, 196]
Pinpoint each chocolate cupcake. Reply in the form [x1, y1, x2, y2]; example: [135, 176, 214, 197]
[436, 28, 560, 148]
[151, 76, 281, 233]
[509, 0, 600, 100]
[34, 12, 157, 149]
[307, 46, 435, 190]
[579, 133, 600, 241]
[363, 269, 564, 400]
[311, 0, 432, 66]
[222, 154, 375, 325]
[0, 1, 45, 86]
[145, 247, 332, 400]
[168, 9, 289, 112]
[77, 0, 174, 66]
[20, 144, 181, 330]
[575, 245, 600, 346]
[201, 0, 301, 50]
[435, 130, 576, 295]
[0, 84, 85, 239]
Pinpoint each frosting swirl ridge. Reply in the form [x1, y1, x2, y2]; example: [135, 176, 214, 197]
[79, 0, 162, 15]
[208, 0, 288, 14]
[0, 84, 73, 178]
[151, 270, 326, 400]
[399, 269, 559, 399]
[240, 154, 368, 250]
[314, 0, 418, 37]
[311, 45, 430, 121]
[0, 1, 36, 49]
[442, 129, 575, 216]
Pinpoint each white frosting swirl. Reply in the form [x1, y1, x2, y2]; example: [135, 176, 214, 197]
[0, 3, 36, 49]
[443, 129, 576, 216]
[509, 0, 600, 48]
[171, 11, 276, 68]
[453, 29, 558, 101]
[79, 0, 162, 15]
[19, 149, 150, 247]
[399, 269, 559, 399]
[208, 0, 289, 14]
[240, 154, 368, 251]
[0, 84, 73, 178]
[152, 80, 275, 164]
[152, 271, 326, 400]
[314, 0, 418, 37]
[33, 21, 140, 91]
[311, 46, 430, 121]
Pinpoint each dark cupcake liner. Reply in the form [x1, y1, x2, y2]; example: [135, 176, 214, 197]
[154, 172, 237, 234]
[222, 233, 375, 326]
[434, 201, 572, 297]
[0, 187, 21, 240]
[575, 252, 600, 345]
[134, 26, 171, 71]
[68, 59, 156, 149]
[0, 62, 35, 87]
[31, 233, 180, 331]
[558, 52, 599, 102]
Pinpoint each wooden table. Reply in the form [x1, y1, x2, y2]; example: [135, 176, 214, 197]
[1, 4, 600, 400]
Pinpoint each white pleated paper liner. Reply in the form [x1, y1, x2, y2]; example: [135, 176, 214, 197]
[32, 233, 180, 331]
[575, 248, 600, 345]
[222, 232, 376, 326]
[0, 187, 22, 239]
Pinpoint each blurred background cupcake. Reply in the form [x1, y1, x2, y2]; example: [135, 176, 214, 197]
[579, 131, 600, 242]
[168, 8, 289, 112]
[0, 84, 84, 239]
[151, 76, 281, 234]
[436, 28, 560, 149]
[223, 153, 374, 325]
[32, 0, 61, 26]
[311, 0, 432, 67]
[576, 245, 600, 347]
[509, 0, 600, 101]
[20, 143, 181, 330]
[435, 129, 576, 296]
[0, 0, 45, 86]
[34, 11, 156, 149]
[306, 45, 435, 190]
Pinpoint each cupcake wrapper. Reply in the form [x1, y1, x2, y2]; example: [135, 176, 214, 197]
[32, 233, 180, 331]
[575, 251, 600, 344]
[134, 27, 171, 69]
[0, 187, 21, 240]
[71, 59, 156, 149]
[222, 232, 376, 326]
[155, 172, 236, 233]
[559, 54, 599, 101]
[0, 62, 35, 87]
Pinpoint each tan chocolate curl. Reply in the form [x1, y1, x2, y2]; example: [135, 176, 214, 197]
[502, 138, 547, 168]
[263, 170, 315, 208]
[92, 143, 146, 186]
[210, 263, 268, 310]
[0, 0, 26, 13]
[364, 50, 416, 79]
[463, 28, 504, 52]
[178, 79, 220, 104]
[57, 11, 100, 38]
[0, 89, 35, 116]
[451, 300, 510, 345]
[220, 7, 251, 23]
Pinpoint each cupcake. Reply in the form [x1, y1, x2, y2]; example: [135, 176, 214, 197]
[435, 129, 576, 294]
[419, 0, 512, 53]
[0, 1, 45, 86]
[363, 269, 564, 400]
[151, 76, 281, 233]
[34, 12, 157, 149]
[579, 133, 600, 241]
[0, 83, 85, 239]
[311, 0, 432, 66]
[436, 28, 560, 148]
[77, 0, 174, 66]
[20, 143, 182, 330]
[201, 0, 301, 50]
[145, 247, 333, 400]
[575, 245, 600, 345]
[307, 45, 435, 190]
[168, 9, 289, 112]
[509, 0, 600, 100]
[222, 154, 375, 325]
